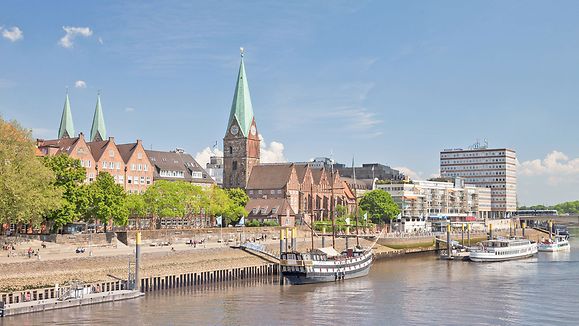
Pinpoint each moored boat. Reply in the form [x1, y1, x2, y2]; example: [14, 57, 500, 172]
[538, 235, 570, 252]
[280, 246, 373, 285]
[469, 238, 537, 262]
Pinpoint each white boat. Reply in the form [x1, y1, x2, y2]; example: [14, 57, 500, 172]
[538, 235, 570, 252]
[469, 238, 537, 262]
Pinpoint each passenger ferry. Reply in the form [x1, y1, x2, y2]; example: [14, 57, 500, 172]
[538, 235, 570, 252]
[469, 238, 538, 262]
[280, 246, 373, 285]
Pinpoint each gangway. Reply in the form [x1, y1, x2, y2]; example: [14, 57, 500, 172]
[240, 242, 280, 262]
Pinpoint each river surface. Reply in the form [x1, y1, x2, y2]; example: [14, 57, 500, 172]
[5, 229, 579, 326]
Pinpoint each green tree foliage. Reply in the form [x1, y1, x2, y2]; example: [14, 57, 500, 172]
[519, 201, 579, 214]
[0, 118, 61, 226]
[359, 189, 400, 224]
[85, 172, 128, 228]
[125, 193, 146, 217]
[43, 154, 88, 230]
[143, 180, 190, 218]
[226, 188, 249, 208]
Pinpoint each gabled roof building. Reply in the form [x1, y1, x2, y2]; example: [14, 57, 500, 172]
[145, 148, 215, 187]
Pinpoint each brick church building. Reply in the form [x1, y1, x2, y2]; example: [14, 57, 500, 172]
[222, 51, 355, 226]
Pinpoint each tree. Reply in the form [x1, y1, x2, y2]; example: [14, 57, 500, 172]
[226, 188, 249, 208]
[43, 154, 88, 231]
[359, 189, 400, 224]
[0, 118, 61, 227]
[85, 172, 128, 230]
[125, 193, 146, 217]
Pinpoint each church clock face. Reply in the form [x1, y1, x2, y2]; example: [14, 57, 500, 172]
[230, 125, 239, 135]
[250, 125, 257, 136]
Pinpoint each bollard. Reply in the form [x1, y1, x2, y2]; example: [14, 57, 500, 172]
[467, 224, 471, 247]
[322, 226, 326, 247]
[549, 221, 553, 239]
[285, 228, 290, 252]
[135, 232, 141, 291]
[489, 223, 493, 240]
[522, 222, 526, 238]
[279, 229, 284, 255]
[461, 224, 464, 245]
[446, 224, 451, 259]
[292, 227, 297, 251]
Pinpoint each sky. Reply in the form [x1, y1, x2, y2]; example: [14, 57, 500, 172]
[1, 1, 578, 206]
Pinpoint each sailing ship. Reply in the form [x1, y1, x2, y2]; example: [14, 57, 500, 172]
[279, 158, 375, 285]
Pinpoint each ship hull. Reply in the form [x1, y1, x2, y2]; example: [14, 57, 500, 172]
[281, 251, 373, 285]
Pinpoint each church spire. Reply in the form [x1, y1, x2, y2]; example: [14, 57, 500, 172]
[58, 91, 75, 138]
[227, 48, 255, 137]
[90, 92, 107, 142]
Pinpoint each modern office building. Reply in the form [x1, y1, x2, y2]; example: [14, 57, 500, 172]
[440, 144, 516, 218]
[376, 178, 492, 219]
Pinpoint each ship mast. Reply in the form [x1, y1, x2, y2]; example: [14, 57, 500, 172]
[353, 157, 360, 247]
[310, 182, 315, 251]
[331, 164, 336, 249]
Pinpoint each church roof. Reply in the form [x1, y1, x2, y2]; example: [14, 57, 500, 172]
[311, 167, 325, 185]
[90, 94, 107, 142]
[227, 55, 254, 137]
[293, 163, 309, 183]
[58, 93, 75, 139]
[246, 163, 294, 189]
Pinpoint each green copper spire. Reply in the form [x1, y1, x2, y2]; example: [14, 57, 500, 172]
[58, 92, 75, 138]
[90, 93, 107, 142]
[227, 49, 255, 137]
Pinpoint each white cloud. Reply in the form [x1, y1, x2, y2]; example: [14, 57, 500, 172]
[518, 151, 579, 186]
[98, 37, 104, 45]
[59, 26, 93, 48]
[74, 80, 87, 88]
[393, 166, 423, 180]
[259, 135, 287, 163]
[1, 26, 23, 42]
[194, 147, 223, 168]
[125, 107, 135, 112]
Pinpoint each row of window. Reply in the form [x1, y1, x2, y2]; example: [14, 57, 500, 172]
[248, 189, 283, 195]
[102, 161, 121, 170]
[442, 164, 506, 170]
[127, 175, 152, 185]
[160, 170, 185, 178]
[441, 151, 507, 158]
[441, 158, 507, 164]
[130, 163, 149, 172]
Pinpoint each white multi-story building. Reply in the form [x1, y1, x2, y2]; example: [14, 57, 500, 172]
[440, 145, 516, 218]
[206, 155, 223, 187]
[377, 178, 492, 219]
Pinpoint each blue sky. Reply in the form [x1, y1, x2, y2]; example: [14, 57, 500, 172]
[1, 1, 578, 205]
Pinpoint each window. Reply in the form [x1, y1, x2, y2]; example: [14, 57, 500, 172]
[277, 190, 282, 194]
[116, 162, 121, 170]
[233, 161, 237, 170]
[81, 160, 85, 167]
[134, 177, 139, 185]
[87, 160, 91, 168]
[270, 190, 275, 194]
[144, 164, 148, 172]
[127, 176, 132, 184]
[191, 171, 202, 178]
[109, 150, 114, 157]
[102, 161, 107, 169]
[146, 177, 151, 185]
[258, 190, 263, 195]
[109, 162, 114, 169]
[249, 190, 254, 195]
[229, 146, 233, 155]
[140, 176, 145, 184]
[131, 164, 136, 171]
[138, 164, 142, 171]
[137, 152, 142, 159]
[119, 176, 124, 183]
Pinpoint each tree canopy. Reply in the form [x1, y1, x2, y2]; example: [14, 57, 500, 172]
[359, 189, 400, 224]
[0, 118, 61, 226]
[43, 154, 89, 230]
[519, 201, 579, 214]
[85, 172, 128, 228]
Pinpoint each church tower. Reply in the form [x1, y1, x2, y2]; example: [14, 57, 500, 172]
[90, 93, 107, 142]
[223, 49, 260, 189]
[58, 91, 75, 138]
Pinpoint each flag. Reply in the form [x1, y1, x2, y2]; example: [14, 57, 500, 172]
[238, 216, 245, 226]
[363, 212, 368, 221]
[345, 217, 350, 225]
[216, 216, 222, 227]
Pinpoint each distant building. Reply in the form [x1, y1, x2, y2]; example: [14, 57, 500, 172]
[377, 178, 492, 219]
[206, 155, 223, 187]
[440, 143, 516, 218]
[334, 163, 404, 181]
[145, 148, 215, 188]
[117, 140, 154, 194]
[37, 132, 96, 183]
[246, 197, 295, 226]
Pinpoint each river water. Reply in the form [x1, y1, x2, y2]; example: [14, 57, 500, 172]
[6, 229, 579, 326]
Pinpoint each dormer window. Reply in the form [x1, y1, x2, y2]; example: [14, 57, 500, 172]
[109, 150, 114, 157]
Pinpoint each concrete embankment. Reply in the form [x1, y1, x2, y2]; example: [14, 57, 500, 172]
[1, 290, 143, 317]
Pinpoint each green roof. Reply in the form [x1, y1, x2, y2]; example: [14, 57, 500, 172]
[58, 93, 75, 138]
[90, 94, 107, 142]
[227, 57, 254, 137]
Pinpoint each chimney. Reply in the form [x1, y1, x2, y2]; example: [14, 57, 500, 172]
[108, 136, 115, 143]
[136, 139, 142, 145]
